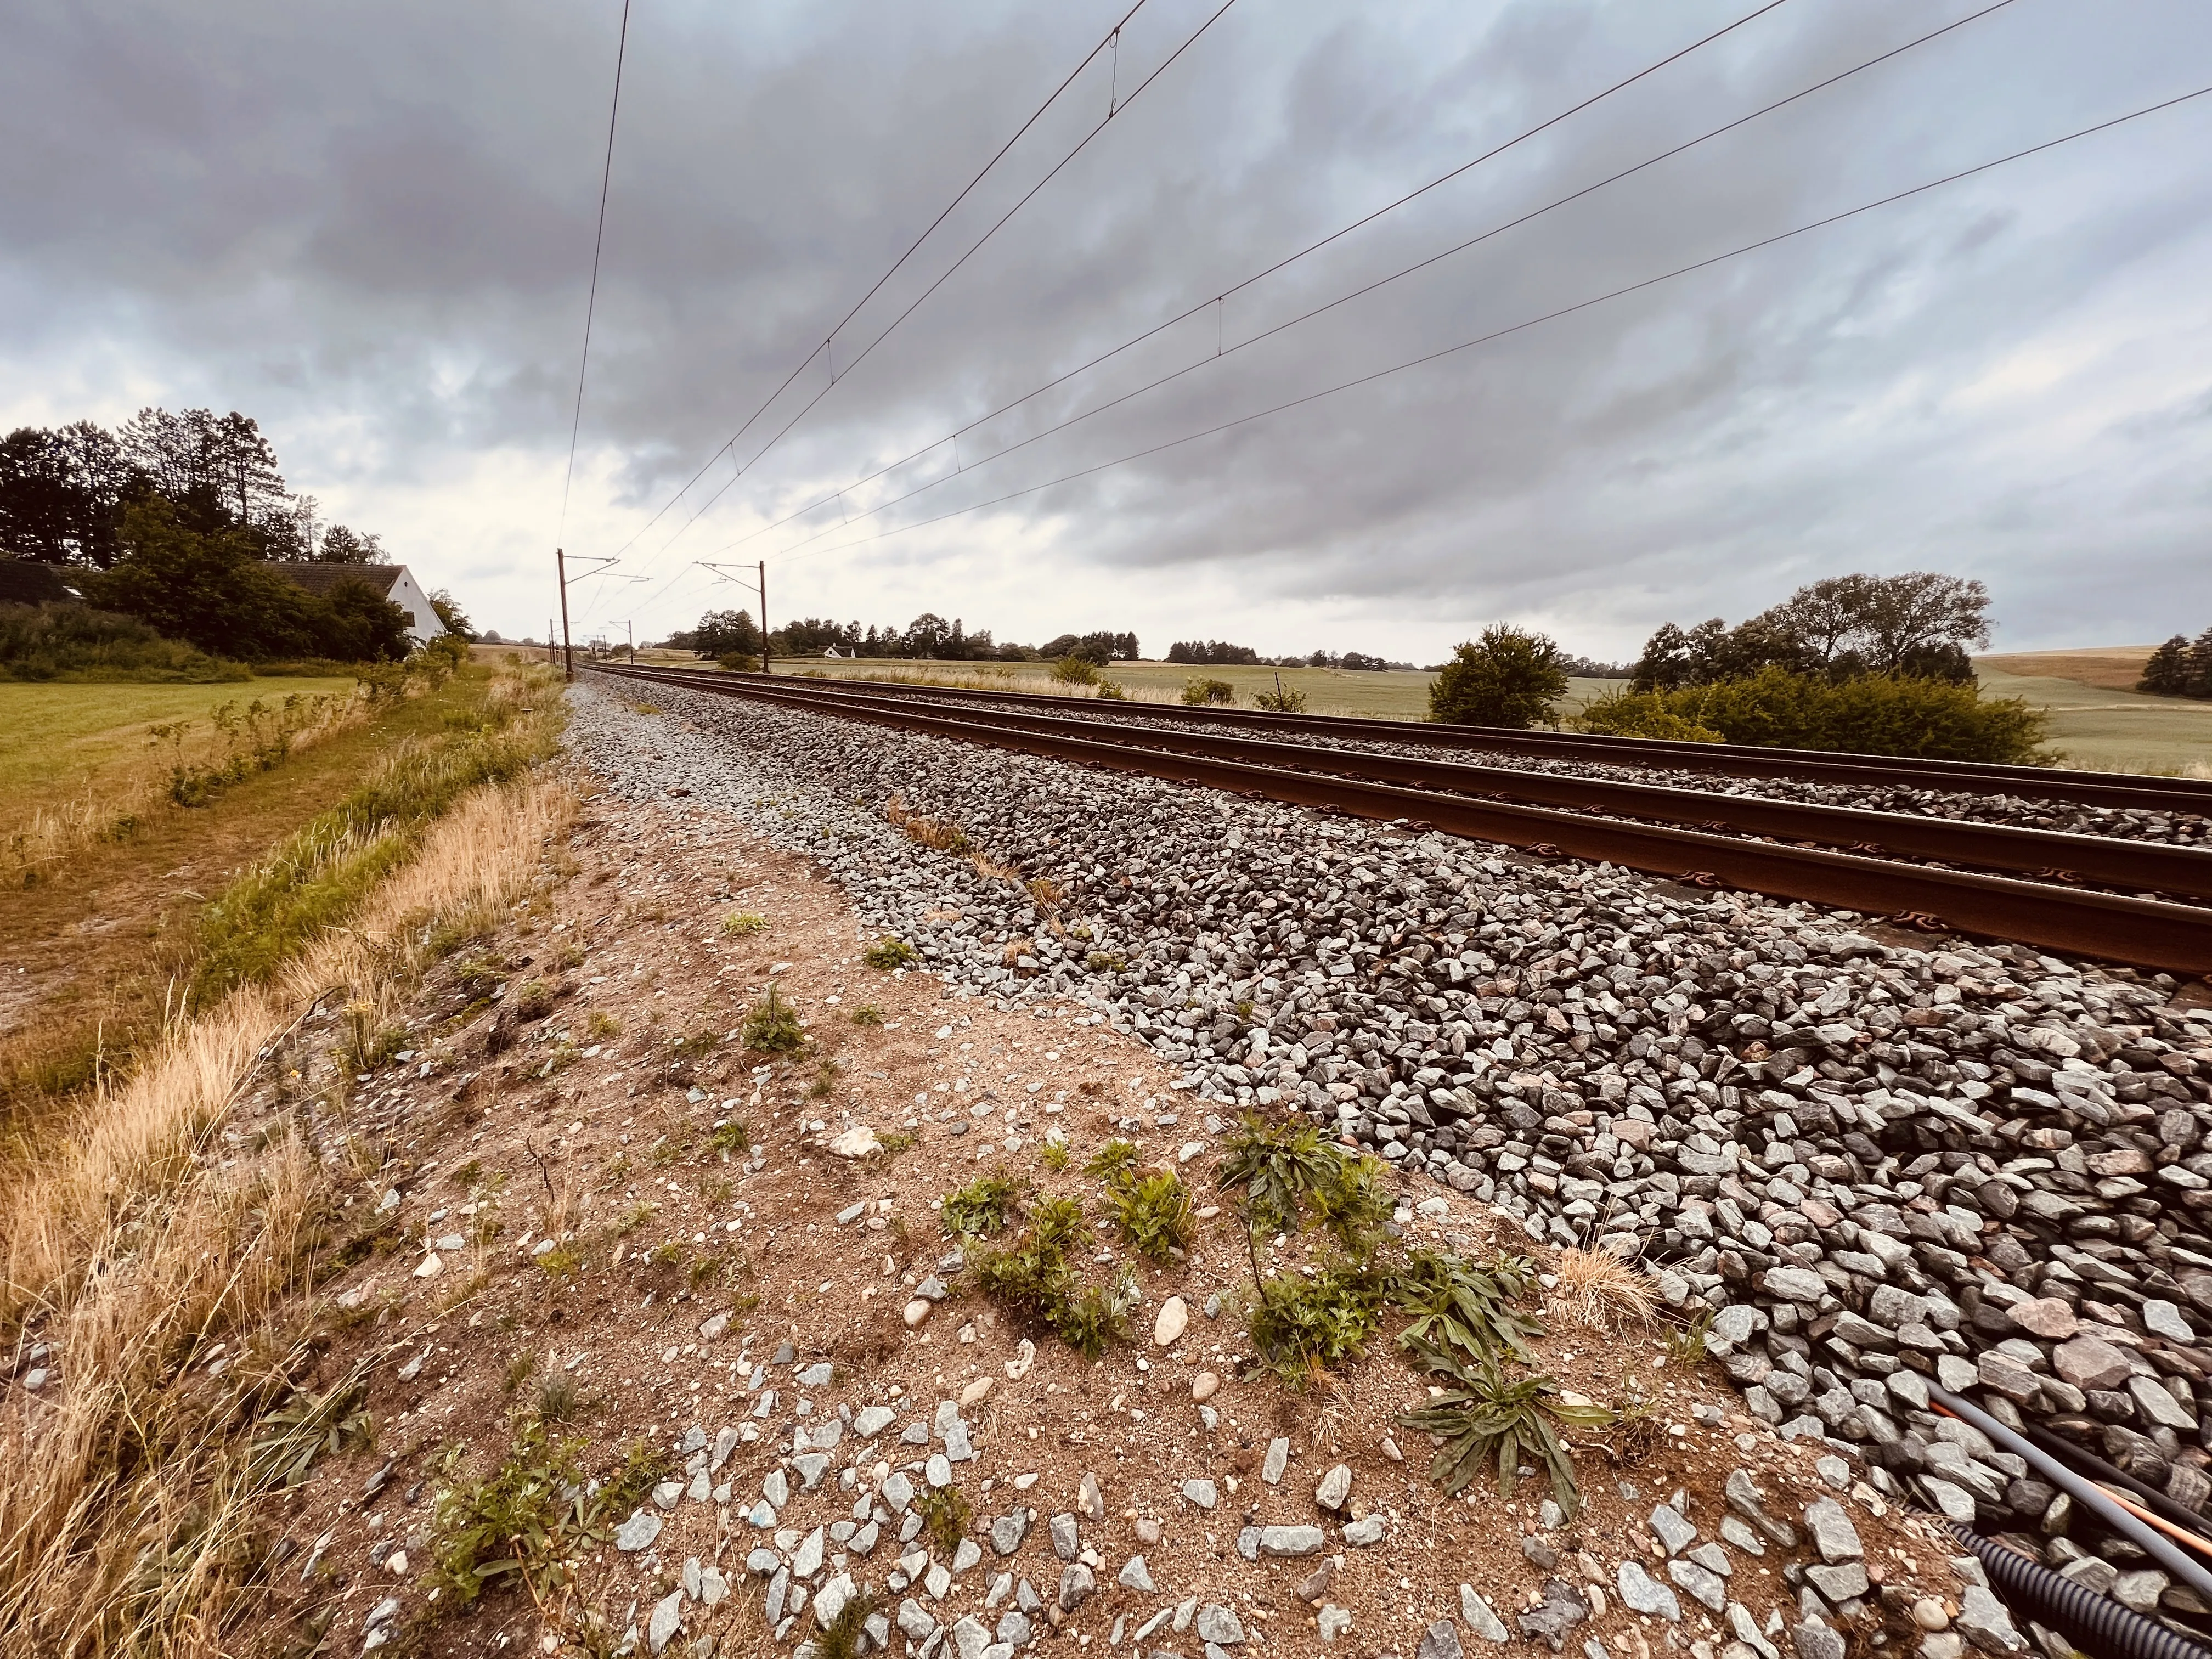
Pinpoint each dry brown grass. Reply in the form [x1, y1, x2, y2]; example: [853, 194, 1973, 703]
[0, 768, 574, 1657]
[884, 793, 968, 853]
[1550, 1246, 1659, 1334]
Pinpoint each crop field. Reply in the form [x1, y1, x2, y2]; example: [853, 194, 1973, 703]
[1976, 653, 2212, 776]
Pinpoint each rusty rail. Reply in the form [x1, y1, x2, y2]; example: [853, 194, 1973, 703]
[590, 664, 2212, 975]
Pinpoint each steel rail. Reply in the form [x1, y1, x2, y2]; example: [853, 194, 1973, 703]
[601, 665, 2212, 901]
[588, 664, 2212, 974]
[630, 664, 2212, 816]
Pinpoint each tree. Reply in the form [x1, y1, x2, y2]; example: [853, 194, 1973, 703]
[2189, 628, 2212, 699]
[0, 421, 144, 567]
[1428, 625, 1568, 728]
[317, 524, 387, 564]
[690, 608, 760, 658]
[427, 588, 475, 640]
[85, 498, 410, 661]
[1633, 571, 1991, 691]
[2139, 636, 2191, 695]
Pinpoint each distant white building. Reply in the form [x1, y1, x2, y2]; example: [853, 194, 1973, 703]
[259, 562, 444, 646]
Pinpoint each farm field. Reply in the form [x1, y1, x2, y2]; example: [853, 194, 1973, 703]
[1975, 652, 2212, 776]
[0, 675, 358, 816]
[627, 648, 1630, 720]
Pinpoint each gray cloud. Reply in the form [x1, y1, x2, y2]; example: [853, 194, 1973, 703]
[3, 0, 2209, 657]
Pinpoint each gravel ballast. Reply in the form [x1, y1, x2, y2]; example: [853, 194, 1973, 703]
[572, 676, 2212, 1635]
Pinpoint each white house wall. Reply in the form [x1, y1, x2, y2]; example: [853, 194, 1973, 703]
[383, 565, 442, 646]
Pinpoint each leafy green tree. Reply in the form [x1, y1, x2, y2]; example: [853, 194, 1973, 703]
[1428, 625, 1568, 727]
[428, 588, 475, 640]
[315, 523, 387, 563]
[689, 608, 761, 658]
[86, 499, 410, 661]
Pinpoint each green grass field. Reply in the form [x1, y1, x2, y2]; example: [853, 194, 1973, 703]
[650, 652, 1627, 721]
[0, 677, 359, 812]
[1972, 663, 2212, 777]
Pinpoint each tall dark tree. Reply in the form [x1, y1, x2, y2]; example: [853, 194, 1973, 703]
[0, 421, 144, 566]
[1428, 625, 1568, 727]
[316, 524, 387, 563]
[1634, 571, 1990, 691]
[2140, 636, 2192, 695]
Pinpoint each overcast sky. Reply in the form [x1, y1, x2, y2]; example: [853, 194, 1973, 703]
[4, 0, 2209, 659]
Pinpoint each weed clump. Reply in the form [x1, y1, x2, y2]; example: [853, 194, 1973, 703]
[428, 1421, 597, 1610]
[710, 1119, 752, 1156]
[940, 1170, 1023, 1239]
[721, 910, 769, 936]
[1050, 654, 1099, 686]
[913, 1483, 972, 1553]
[969, 1194, 1135, 1360]
[1217, 1112, 1390, 1251]
[1181, 676, 1234, 706]
[1551, 1246, 1658, 1333]
[816, 1589, 882, 1659]
[1253, 677, 1308, 713]
[1393, 1351, 1615, 1517]
[741, 984, 804, 1053]
[862, 936, 918, 970]
[1246, 1256, 1395, 1384]
[1085, 1139, 1139, 1183]
[851, 1003, 885, 1025]
[1103, 1168, 1193, 1263]
[537, 1371, 581, 1423]
[1040, 1139, 1071, 1172]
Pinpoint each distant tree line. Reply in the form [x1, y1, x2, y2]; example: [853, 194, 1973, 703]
[0, 407, 390, 568]
[667, 610, 1139, 663]
[1171, 641, 1417, 670]
[2139, 629, 2212, 699]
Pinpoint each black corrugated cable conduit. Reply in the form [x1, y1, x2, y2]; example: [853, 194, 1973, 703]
[1948, 1524, 2212, 1659]
[1928, 1384, 2212, 1607]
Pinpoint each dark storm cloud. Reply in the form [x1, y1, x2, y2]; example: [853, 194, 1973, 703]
[2, 0, 2208, 653]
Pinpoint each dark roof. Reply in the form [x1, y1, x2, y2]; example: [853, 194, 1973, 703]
[0, 560, 84, 606]
[258, 561, 403, 597]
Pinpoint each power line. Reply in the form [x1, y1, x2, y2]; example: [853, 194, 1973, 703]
[597, 0, 1168, 571]
[558, 0, 634, 542]
[588, 0, 1244, 630]
[763, 83, 2212, 573]
[607, 0, 1795, 627]
[744, 1, 2022, 566]
[686, 0, 1811, 566]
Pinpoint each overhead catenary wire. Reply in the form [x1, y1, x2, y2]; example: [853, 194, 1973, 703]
[685, 0, 1820, 567]
[594, 0, 1187, 575]
[724, 0, 2027, 568]
[754, 83, 2212, 574]
[558, 0, 634, 544]
[594, 0, 1244, 620]
[607, 0, 1804, 627]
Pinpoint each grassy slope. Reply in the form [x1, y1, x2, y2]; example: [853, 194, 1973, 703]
[0, 667, 531, 1110]
[1974, 657, 2212, 776]
[0, 676, 357, 812]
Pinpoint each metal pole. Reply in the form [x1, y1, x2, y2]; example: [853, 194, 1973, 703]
[625, 619, 634, 661]
[758, 558, 770, 677]
[557, 546, 574, 682]
[548, 618, 557, 667]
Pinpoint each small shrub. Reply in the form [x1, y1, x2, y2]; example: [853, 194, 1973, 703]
[583, 1011, 620, 1042]
[1051, 654, 1100, 686]
[427, 1421, 592, 1611]
[851, 1003, 885, 1025]
[613, 1201, 657, 1235]
[501, 1353, 536, 1397]
[941, 1170, 1024, 1239]
[741, 985, 805, 1053]
[1428, 625, 1568, 728]
[1253, 678, 1308, 713]
[1567, 687, 1724, 743]
[1633, 666, 2053, 764]
[972, 1197, 1134, 1360]
[1180, 676, 1234, 706]
[808, 1060, 840, 1099]
[1095, 680, 1126, 701]
[1105, 1169, 1193, 1262]
[1661, 1306, 1716, 1368]
[1085, 1139, 1140, 1183]
[710, 1120, 752, 1156]
[1040, 1139, 1072, 1172]
[1246, 1256, 1393, 1385]
[1393, 1351, 1615, 1517]
[449, 1158, 482, 1189]
[816, 1589, 882, 1659]
[721, 910, 769, 937]
[876, 1128, 917, 1157]
[537, 1245, 580, 1279]
[862, 937, 919, 970]
[1217, 1113, 1383, 1249]
[913, 1483, 972, 1554]
[1085, 950, 1125, 973]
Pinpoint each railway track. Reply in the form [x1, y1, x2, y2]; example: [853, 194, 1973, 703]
[590, 663, 2212, 976]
